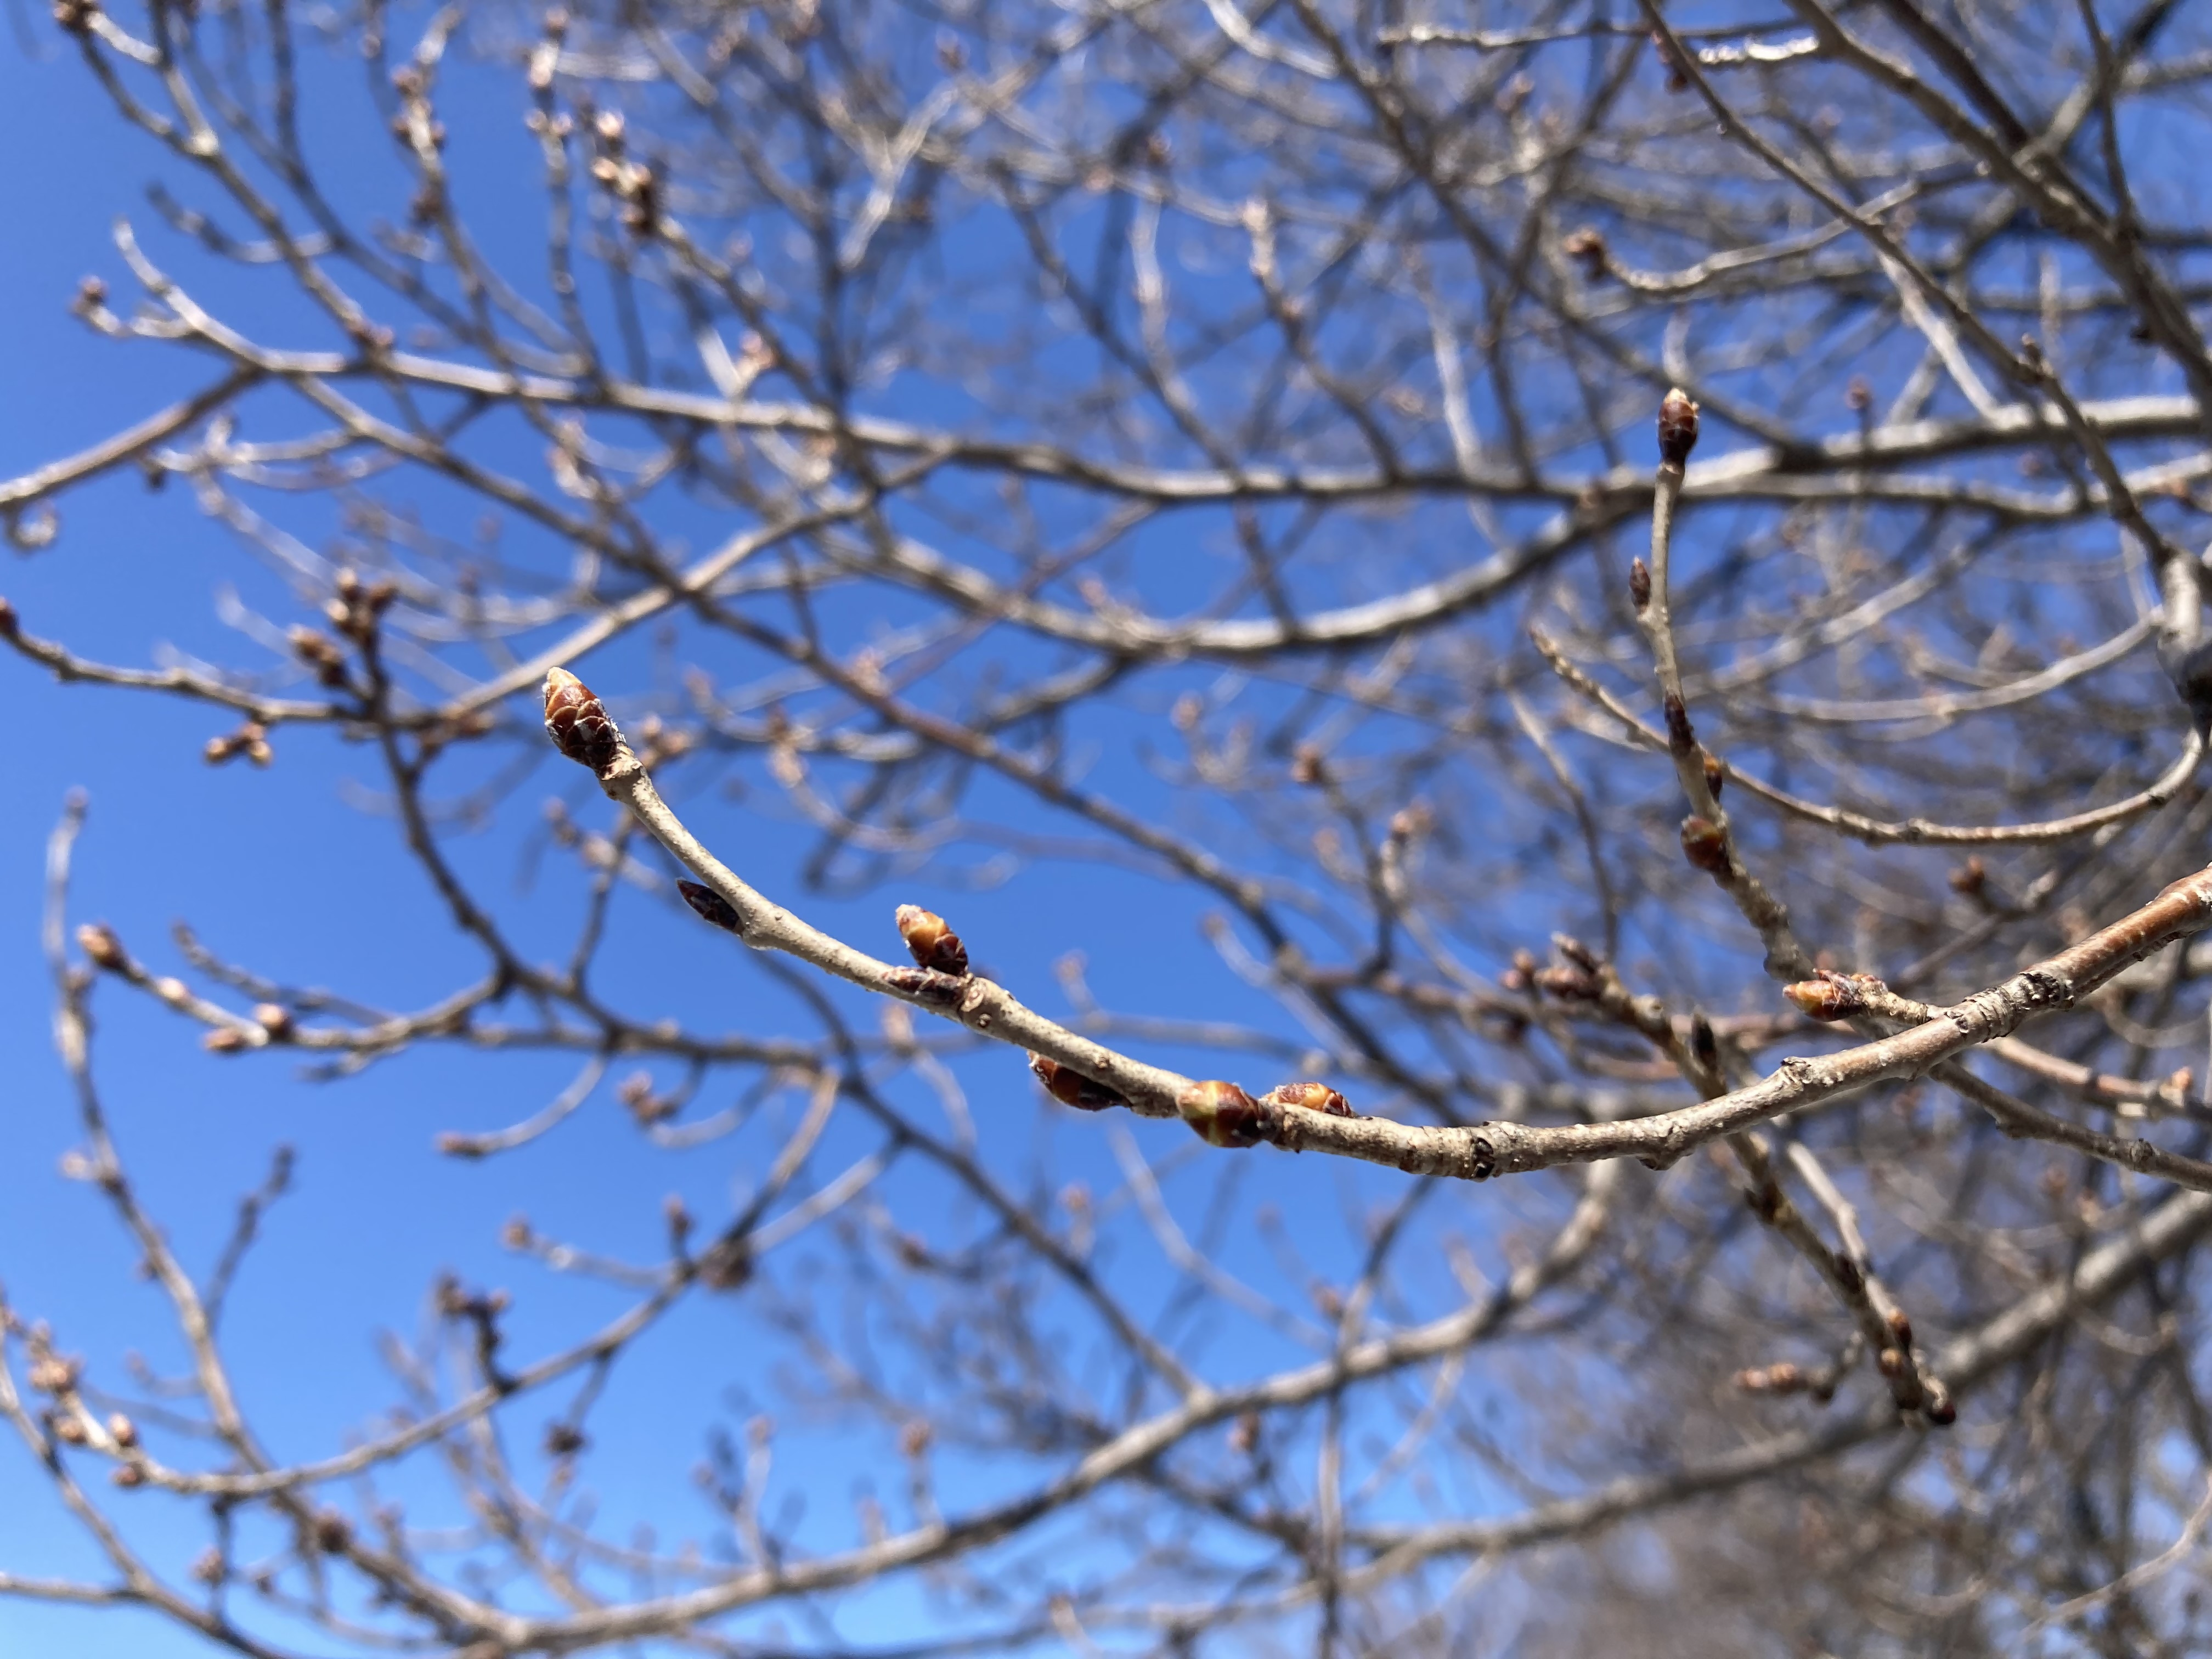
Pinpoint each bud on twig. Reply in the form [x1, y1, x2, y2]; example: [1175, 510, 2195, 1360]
[1177, 1079, 1277, 1148]
[253, 1003, 294, 1042]
[543, 667, 623, 771]
[1029, 1054, 1126, 1112]
[1679, 815, 1729, 876]
[76, 922, 126, 971]
[1628, 557, 1651, 612]
[676, 879, 744, 935]
[1657, 387, 1700, 467]
[1261, 1081, 1354, 1118]
[894, 905, 968, 976]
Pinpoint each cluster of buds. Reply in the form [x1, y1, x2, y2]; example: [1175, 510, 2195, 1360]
[25, 1329, 81, 1397]
[1029, 1054, 1126, 1112]
[1523, 934, 1606, 1001]
[204, 721, 273, 768]
[289, 624, 351, 689]
[1561, 227, 1608, 282]
[326, 567, 398, 642]
[1657, 386, 1700, 466]
[895, 905, 969, 976]
[588, 110, 659, 235]
[388, 66, 447, 151]
[617, 1071, 678, 1126]
[543, 667, 624, 771]
[1177, 1079, 1279, 1149]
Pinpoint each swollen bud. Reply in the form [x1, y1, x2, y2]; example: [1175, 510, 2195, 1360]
[1679, 815, 1729, 876]
[895, 905, 969, 976]
[676, 879, 744, 935]
[1628, 558, 1651, 612]
[1177, 1079, 1278, 1148]
[543, 667, 623, 771]
[1262, 1081, 1354, 1118]
[1657, 387, 1700, 467]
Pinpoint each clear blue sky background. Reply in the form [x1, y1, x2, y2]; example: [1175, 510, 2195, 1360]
[0, 17, 1525, 1655]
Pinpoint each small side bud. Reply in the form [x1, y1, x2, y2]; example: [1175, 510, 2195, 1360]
[1262, 1081, 1353, 1118]
[1029, 1054, 1126, 1112]
[676, 879, 744, 935]
[253, 1003, 294, 1041]
[1948, 856, 1987, 897]
[542, 667, 623, 771]
[1628, 558, 1651, 611]
[1657, 387, 1700, 466]
[1702, 751, 1725, 799]
[1679, 815, 1729, 876]
[203, 1028, 251, 1054]
[895, 905, 969, 976]
[76, 922, 126, 971]
[1177, 1079, 1278, 1148]
[107, 1413, 138, 1448]
[1876, 1346, 1907, 1379]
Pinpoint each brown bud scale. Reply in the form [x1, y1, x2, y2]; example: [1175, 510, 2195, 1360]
[543, 667, 623, 772]
[895, 905, 969, 976]
[1178, 1079, 1279, 1148]
[1657, 387, 1700, 466]
[1029, 1054, 1126, 1112]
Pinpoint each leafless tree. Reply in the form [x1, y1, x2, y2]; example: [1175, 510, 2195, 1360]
[12, 0, 2212, 1650]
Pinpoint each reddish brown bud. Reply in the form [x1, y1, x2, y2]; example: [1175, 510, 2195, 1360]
[1662, 692, 1695, 753]
[542, 667, 623, 771]
[1948, 856, 1987, 897]
[107, 1412, 137, 1448]
[1702, 751, 1725, 799]
[1628, 557, 1651, 611]
[203, 1028, 251, 1054]
[111, 1465, 144, 1488]
[1876, 1346, 1907, 1379]
[895, 905, 968, 976]
[76, 922, 125, 971]
[1561, 226, 1607, 280]
[0, 597, 18, 638]
[313, 1511, 351, 1553]
[1679, 815, 1729, 876]
[676, 879, 744, 935]
[1177, 1079, 1277, 1148]
[1262, 1081, 1353, 1117]
[1783, 978, 1847, 1020]
[1029, 1054, 1126, 1112]
[1884, 1306, 1913, 1348]
[253, 1003, 294, 1041]
[1657, 387, 1700, 466]
[52, 1413, 88, 1444]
